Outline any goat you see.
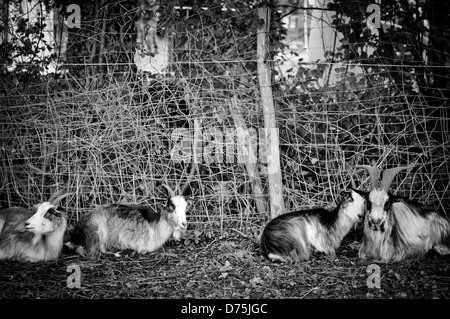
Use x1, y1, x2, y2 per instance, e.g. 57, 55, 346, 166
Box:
0, 193, 69, 262
260, 189, 367, 263
358, 165, 450, 262
66, 184, 190, 259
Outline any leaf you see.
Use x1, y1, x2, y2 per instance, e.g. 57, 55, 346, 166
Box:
249, 276, 263, 287
105, 268, 115, 276
219, 260, 233, 272
177, 259, 187, 266
261, 265, 274, 280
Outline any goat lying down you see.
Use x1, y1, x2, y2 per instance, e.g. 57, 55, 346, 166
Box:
358, 165, 450, 262
66, 185, 188, 258
260, 189, 367, 262
0, 194, 69, 262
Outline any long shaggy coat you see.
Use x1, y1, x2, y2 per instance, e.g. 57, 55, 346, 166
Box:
260, 189, 367, 262
0, 205, 67, 262
67, 197, 187, 258
359, 196, 450, 262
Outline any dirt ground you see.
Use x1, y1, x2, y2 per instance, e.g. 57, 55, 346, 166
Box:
1, 227, 449, 300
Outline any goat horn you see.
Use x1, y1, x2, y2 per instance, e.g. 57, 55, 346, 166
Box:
180, 118, 201, 196
161, 184, 176, 198
180, 182, 189, 196
181, 162, 197, 196
47, 190, 63, 203
357, 165, 380, 189
349, 173, 357, 189
48, 191, 73, 206
380, 166, 413, 192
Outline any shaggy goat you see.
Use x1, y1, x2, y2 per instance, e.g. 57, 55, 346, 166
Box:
260, 189, 367, 263
358, 165, 450, 262
66, 184, 189, 258
0, 193, 69, 262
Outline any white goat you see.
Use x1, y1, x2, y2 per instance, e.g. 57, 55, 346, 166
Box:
260, 189, 367, 263
66, 184, 189, 258
0, 194, 69, 262
358, 165, 450, 262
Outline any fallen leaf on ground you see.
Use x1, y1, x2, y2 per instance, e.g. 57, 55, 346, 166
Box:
219, 260, 233, 272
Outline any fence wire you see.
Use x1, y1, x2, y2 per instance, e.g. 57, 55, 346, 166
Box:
0, 3, 449, 231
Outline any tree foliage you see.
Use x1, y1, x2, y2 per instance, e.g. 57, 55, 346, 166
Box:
157, 0, 286, 93
328, 0, 449, 95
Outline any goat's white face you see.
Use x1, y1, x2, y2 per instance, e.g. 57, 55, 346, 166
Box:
168, 196, 188, 231
343, 189, 367, 221
368, 189, 390, 230
25, 202, 62, 234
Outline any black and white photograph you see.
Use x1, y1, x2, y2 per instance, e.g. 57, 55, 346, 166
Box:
0, 0, 449, 307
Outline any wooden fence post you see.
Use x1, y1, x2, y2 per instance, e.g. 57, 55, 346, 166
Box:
231, 97, 267, 219
257, 6, 285, 219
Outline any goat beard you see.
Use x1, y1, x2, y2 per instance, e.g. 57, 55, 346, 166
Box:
172, 228, 182, 240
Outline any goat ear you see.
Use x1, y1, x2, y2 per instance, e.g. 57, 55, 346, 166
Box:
54, 206, 65, 216
167, 197, 175, 209
341, 189, 353, 201
181, 183, 192, 197
350, 188, 368, 198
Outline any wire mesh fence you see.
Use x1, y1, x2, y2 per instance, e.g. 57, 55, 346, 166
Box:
0, 1, 449, 231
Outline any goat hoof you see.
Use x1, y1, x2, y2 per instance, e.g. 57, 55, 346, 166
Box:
267, 253, 290, 263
